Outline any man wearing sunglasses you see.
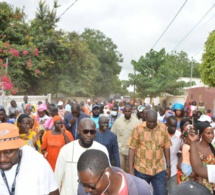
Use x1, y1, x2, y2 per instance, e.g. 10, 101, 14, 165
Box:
77, 149, 152, 195
55, 118, 110, 195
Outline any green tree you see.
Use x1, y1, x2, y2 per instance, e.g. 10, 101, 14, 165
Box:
129, 49, 187, 102
169, 51, 200, 78
56, 32, 100, 97
29, 2, 100, 96
199, 30, 215, 86
80, 28, 123, 97
1, 1, 126, 97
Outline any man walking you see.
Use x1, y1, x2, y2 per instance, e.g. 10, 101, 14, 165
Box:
111, 105, 140, 172
94, 116, 120, 167
64, 104, 90, 139
55, 118, 110, 195
128, 109, 172, 195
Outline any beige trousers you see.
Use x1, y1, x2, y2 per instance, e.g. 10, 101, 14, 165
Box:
119, 153, 129, 173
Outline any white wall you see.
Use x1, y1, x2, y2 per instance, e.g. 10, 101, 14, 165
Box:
0, 94, 51, 114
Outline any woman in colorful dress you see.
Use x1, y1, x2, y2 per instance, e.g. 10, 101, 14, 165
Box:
41, 116, 74, 170
196, 122, 215, 194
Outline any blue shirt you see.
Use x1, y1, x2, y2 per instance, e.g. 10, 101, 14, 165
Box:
91, 116, 100, 129
64, 112, 90, 139
94, 130, 120, 167
109, 113, 121, 128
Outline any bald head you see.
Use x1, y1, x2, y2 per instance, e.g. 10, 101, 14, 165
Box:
146, 110, 157, 130
146, 109, 157, 119
99, 116, 109, 132
79, 118, 96, 130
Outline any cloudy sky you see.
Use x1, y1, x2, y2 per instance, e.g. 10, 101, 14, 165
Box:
3, 0, 215, 80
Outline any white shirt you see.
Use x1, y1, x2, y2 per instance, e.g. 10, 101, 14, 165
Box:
207, 165, 215, 183
0, 145, 58, 195
55, 140, 110, 195
170, 130, 182, 177
157, 112, 165, 123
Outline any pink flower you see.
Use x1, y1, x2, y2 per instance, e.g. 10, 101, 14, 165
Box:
27, 60, 31, 68
4, 42, 10, 47
35, 70, 39, 74
34, 48, 39, 57
11, 89, 17, 95
9, 48, 19, 57
1, 75, 13, 90
22, 50, 28, 55
3, 63, 7, 67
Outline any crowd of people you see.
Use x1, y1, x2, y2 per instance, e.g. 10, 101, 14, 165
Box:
0, 96, 215, 195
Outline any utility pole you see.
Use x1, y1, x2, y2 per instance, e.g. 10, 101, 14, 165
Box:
190, 57, 193, 88
133, 69, 136, 99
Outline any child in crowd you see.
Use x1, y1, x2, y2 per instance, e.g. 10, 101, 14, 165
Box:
181, 125, 201, 182
7, 113, 16, 124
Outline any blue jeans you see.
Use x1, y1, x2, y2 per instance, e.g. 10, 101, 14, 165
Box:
135, 169, 167, 195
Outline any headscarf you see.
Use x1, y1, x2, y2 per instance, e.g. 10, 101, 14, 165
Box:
172, 103, 184, 111
37, 104, 48, 112
196, 122, 215, 161
36, 104, 48, 122
53, 115, 63, 124
197, 122, 211, 136
26, 104, 32, 111
181, 124, 195, 139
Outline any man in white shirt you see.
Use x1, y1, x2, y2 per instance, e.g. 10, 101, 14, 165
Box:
166, 115, 182, 194
8, 100, 24, 115
55, 118, 110, 195
0, 123, 59, 195
189, 131, 215, 184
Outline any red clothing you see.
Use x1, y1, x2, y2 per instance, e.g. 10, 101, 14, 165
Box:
41, 130, 73, 170
101, 172, 128, 195
118, 172, 129, 195
207, 113, 213, 118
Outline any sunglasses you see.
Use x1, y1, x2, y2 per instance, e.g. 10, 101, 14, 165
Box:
78, 170, 104, 190
82, 129, 96, 135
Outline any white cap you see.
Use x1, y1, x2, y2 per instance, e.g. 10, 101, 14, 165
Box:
87, 99, 91, 103
198, 114, 212, 123
57, 101, 63, 106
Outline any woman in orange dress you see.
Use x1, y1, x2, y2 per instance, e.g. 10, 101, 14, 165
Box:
41, 115, 74, 170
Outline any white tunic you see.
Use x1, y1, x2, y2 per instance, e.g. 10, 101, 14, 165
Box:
55, 140, 110, 195
0, 145, 58, 195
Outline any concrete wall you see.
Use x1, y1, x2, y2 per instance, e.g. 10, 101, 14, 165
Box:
0, 94, 51, 114
186, 87, 215, 114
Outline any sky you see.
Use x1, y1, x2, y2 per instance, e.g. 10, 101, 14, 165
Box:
3, 0, 215, 80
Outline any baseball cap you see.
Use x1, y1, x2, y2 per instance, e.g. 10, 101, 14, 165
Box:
198, 114, 212, 123
0, 123, 25, 150
138, 105, 145, 112
57, 101, 64, 106
92, 105, 99, 110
